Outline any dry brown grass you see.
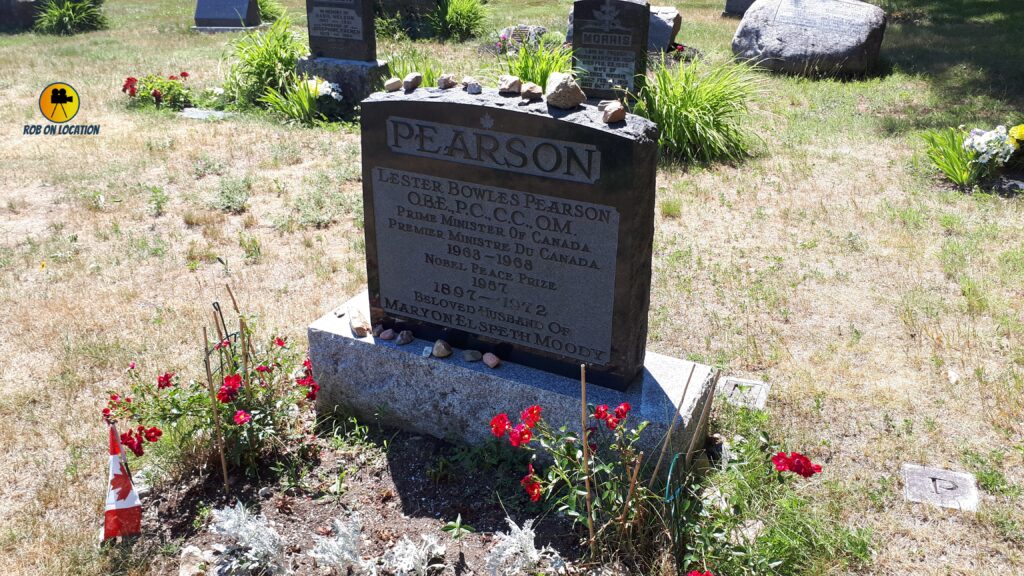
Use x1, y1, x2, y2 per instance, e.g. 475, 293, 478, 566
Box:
1, 0, 1022, 574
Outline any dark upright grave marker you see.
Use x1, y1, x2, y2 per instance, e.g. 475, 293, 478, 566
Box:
306, 0, 376, 61
194, 0, 260, 28
360, 89, 658, 390
571, 0, 650, 100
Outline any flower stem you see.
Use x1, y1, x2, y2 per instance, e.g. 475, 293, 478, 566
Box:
580, 364, 596, 556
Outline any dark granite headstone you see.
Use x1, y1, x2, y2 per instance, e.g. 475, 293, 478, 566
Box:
571, 0, 650, 99
306, 0, 375, 61
0, 0, 40, 31
360, 89, 659, 390
194, 0, 260, 28
722, 0, 755, 17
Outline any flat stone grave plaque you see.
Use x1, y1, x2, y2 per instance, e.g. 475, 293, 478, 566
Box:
718, 376, 770, 410
360, 89, 659, 390
306, 0, 376, 61
902, 464, 979, 512
571, 0, 650, 100
194, 0, 259, 27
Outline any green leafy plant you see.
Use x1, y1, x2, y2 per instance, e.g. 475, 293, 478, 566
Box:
257, 0, 286, 22
34, 0, 106, 35
147, 186, 169, 217
261, 75, 326, 127
428, 0, 486, 41
121, 72, 194, 111
214, 176, 253, 214
224, 17, 304, 108
921, 128, 984, 188
442, 514, 475, 540
633, 59, 761, 164
498, 38, 575, 91
386, 48, 443, 88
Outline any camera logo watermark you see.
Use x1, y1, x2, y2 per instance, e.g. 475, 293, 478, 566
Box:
24, 82, 100, 136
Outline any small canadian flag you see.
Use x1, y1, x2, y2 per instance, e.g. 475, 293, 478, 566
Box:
101, 424, 142, 541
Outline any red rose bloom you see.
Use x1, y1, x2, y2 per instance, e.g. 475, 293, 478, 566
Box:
305, 382, 320, 401
255, 364, 272, 373
122, 77, 138, 96
217, 373, 242, 403
156, 372, 175, 389
509, 423, 532, 447
274, 337, 287, 347
120, 430, 144, 457
214, 339, 231, 350
168, 75, 179, 81
593, 404, 609, 421
605, 416, 619, 430
490, 413, 511, 437
233, 410, 251, 425
144, 426, 162, 442
151, 89, 162, 104
772, 452, 822, 478
614, 402, 631, 419
686, 571, 713, 576
520, 464, 542, 502
180, 71, 189, 79
520, 405, 542, 428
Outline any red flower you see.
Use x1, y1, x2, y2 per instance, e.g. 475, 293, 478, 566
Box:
214, 338, 231, 350
217, 373, 242, 403
303, 357, 313, 372
585, 426, 598, 452
614, 402, 631, 419
168, 75, 179, 81
179, 71, 189, 79
274, 337, 287, 347
490, 413, 511, 437
101, 407, 112, 423
686, 571, 713, 576
255, 364, 272, 373
305, 382, 320, 401
151, 89, 162, 104
772, 452, 822, 478
120, 430, 144, 457
128, 361, 136, 370
121, 77, 138, 97
520, 464, 542, 502
593, 404, 609, 421
144, 426, 162, 442
509, 423, 532, 447
156, 372, 175, 389
605, 416, 620, 430
233, 410, 251, 425
520, 405, 542, 428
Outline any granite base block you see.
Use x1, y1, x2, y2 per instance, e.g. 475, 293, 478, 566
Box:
296, 57, 388, 106
190, 24, 268, 33
309, 293, 719, 459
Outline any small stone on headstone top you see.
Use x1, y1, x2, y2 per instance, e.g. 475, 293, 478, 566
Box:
421, 346, 432, 358
902, 463, 979, 511
379, 328, 396, 340
349, 308, 371, 337
384, 77, 403, 92
462, 349, 483, 362
483, 352, 501, 369
402, 72, 423, 91
520, 82, 543, 100
498, 75, 522, 95
396, 330, 414, 345
462, 76, 482, 94
372, 324, 384, 337
437, 73, 457, 89
544, 72, 586, 109
432, 339, 453, 358
602, 101, 627, 123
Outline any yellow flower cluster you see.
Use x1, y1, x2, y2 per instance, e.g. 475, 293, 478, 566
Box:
1010, 124, 1024, 149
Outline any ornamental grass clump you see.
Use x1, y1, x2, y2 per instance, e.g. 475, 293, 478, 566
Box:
633, 58, 761, 164
922, 123, 1023, 189
224, 17, 305, 108
386, 48, 443, 88
261, 75, 345, 126
257, 0, 286, 22
34, 0, 106, 35
428, 0, 486, 41
497, 37, 576, 91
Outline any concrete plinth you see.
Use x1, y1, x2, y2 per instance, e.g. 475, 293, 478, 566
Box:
190, 24, 268, 33
309, 293, 718, 459
296, 57, 388, 106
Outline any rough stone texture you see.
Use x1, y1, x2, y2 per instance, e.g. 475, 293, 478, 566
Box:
520, 82, 543, 100
437, 73, 457, 89
310, 293, 718, 457
571, 0, 650, 99
717, 376, 770, 410
649, 6, 681, 50
722, 0, 756, 17
296, 57, 388, 105
499, 24, 548, 51
732, 0, 887, 76
383, 77, 402, 92
902, 464, 979, 512
602, 101, 627, 123
461, 76, 482, 94
194, 0, 260, 28
544, 72, 587, 109
306, 0, 375, 61
0, 0, 40, 31
360, 88, 659, 390
498, 75, 522, 95
402, 72, 423, 91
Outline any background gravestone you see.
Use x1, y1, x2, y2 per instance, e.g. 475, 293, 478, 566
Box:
360, 89, 658, 390
307, 0, 375, 61
571, 0, 650, 100
194, 0, 260, 28
732, 0, 887, 75
722, 0, 755, 17
0, 0, 40, 32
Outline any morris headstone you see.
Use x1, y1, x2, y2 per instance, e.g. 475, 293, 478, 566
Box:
297, 0, 386, 105
732, 0, 887, 75
571, 0, 650, 100
193, 0, 260, 29
309, 87, 718, 456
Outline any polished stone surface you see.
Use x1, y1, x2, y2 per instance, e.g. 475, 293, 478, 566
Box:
570, 0, 650, 99
194, 0, 259, 28
306, 0, 375, 61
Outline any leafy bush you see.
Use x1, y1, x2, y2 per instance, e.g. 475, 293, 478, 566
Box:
921, 128, 982, 188
261, 76, 326, 127
224, 17, 304, 108
34, 0, 106, 35
633, 59, 761, 164
214, 176, 252, 214
498, 38, 575, 91
256, 0, 286, 22
121, 72, 194, 110
386, 48, 443, 88
428, 0, 486, 41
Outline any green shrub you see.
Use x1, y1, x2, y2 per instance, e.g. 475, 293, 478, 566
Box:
428, 0, 486, 41
633, 59, 760, 164
498, 38, 575, 91
214, 176, 252, 214
261, 76, 326, 127
34, 0, 106, 35
386, 48, 443, 88
257, 0, 286, 22
921, 128, 982, 189
224, 17, 304, 108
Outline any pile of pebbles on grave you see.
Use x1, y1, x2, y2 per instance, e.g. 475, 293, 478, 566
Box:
381, 71, 627, 124
349, 310, 502, 369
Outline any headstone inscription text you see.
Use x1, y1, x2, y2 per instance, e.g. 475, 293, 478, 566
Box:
307, 0, 375, 60
571, 0, 650, 99
194, 0, 259, 27
773, 0, 875, 31
361, 90, 659, 389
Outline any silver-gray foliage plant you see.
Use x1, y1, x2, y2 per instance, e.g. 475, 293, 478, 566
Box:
308, 514, 377, 575
382, 534, 446, 576
210, 500, 286, 574
484, 518, 566, 576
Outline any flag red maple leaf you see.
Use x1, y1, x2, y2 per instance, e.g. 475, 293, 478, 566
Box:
110, 463, 133, 501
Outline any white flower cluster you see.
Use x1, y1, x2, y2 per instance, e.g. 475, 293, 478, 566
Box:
382, 535, 446, 576
307, 76, 344, 102
484, 518, 566, 576
211, 501, 285, 573
309, 515, 377, 575
963, 125, 1018, 165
